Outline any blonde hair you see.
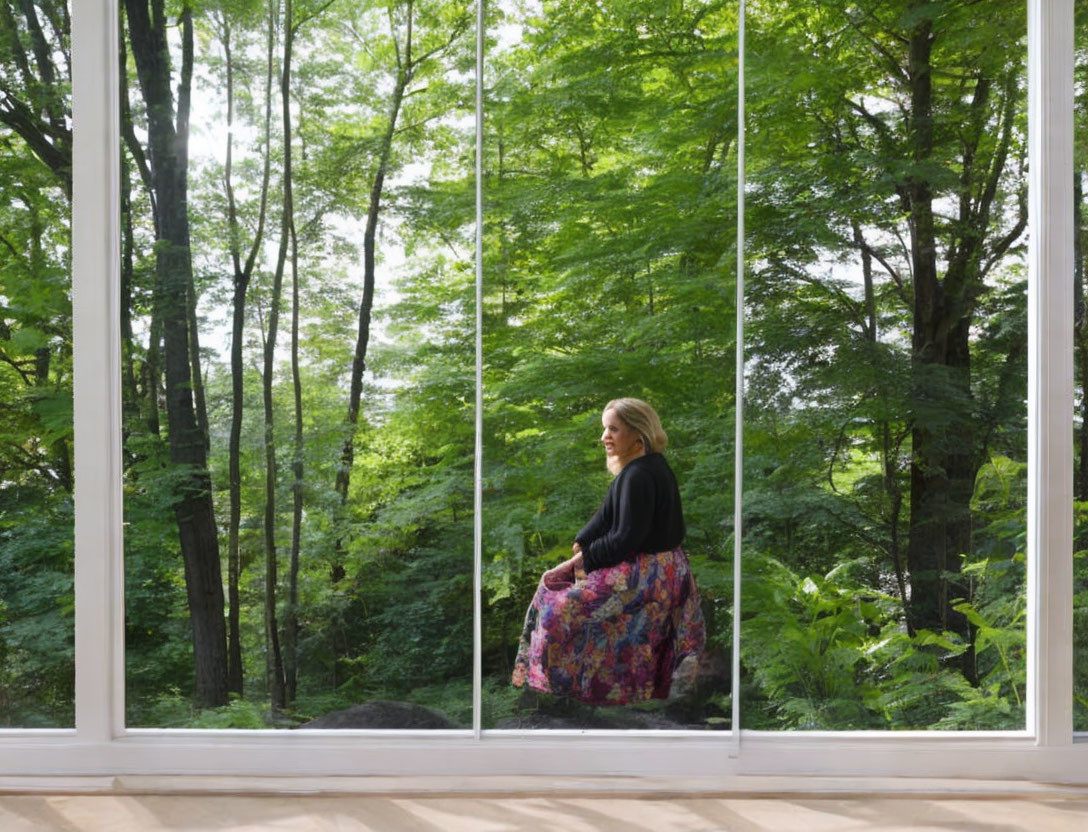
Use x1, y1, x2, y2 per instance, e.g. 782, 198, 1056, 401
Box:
603, 397, 668, 454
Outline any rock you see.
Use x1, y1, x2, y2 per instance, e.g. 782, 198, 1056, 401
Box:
669, 648, 730, 700
296, 700, 457, 730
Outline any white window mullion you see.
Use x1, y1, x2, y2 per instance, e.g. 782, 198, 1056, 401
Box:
472, 0, 485, 740
1026, 0, 1074, 747
72, 0, 124, 743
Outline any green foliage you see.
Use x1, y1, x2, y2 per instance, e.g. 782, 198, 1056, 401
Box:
2, 0, 1050, 735
134, 692, 277, 729
187, 697, 275, 730
741, 457, 1026, 730
0, 498, 74, 726
741, 556, 896, 729
741, 556, 1025, 731
1074, 503, 1088, 729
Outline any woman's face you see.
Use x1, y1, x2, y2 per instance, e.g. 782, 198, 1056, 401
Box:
601, 408, 643, 468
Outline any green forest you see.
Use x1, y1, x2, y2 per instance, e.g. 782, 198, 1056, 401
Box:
1, 0, 1087, 731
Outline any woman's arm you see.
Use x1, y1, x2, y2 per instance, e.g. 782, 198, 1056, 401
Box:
574, 495, 611, 550
581, 467, 656, 572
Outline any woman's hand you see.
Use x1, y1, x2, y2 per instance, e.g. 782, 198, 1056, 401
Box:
542, 551, 585, 590
571, 549, 586, 581
542, 561, 574, 591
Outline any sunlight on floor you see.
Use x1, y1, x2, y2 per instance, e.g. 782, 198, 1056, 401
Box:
2, 795, 1088, 832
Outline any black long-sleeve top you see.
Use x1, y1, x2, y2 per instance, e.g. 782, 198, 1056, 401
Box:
575, 452, 685, 573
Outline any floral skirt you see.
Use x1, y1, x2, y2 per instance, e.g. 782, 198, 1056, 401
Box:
511, 548, 705, 705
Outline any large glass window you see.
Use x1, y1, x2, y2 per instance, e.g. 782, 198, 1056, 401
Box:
120, 0, 476, 729
0, 0, 74, 728
111, 0, 1037, 737
479, 0, 737, 730
0, 0, 1078, 777
742, 0, 1028, 730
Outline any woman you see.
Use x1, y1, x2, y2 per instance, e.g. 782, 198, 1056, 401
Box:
511, 398, 705, 705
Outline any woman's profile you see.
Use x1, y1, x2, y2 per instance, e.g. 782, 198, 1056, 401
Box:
511, 397, 705, 705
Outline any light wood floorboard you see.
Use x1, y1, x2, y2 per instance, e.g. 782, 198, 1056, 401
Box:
2, 794, 1088, 831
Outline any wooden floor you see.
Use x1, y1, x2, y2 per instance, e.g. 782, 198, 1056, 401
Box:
3, 793, 1088, 831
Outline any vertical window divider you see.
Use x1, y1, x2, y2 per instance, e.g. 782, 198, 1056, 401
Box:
472, 0, 486, 741
72, 0, 124, 743
731, 0, 745, 759
1026, 0, 1074, 747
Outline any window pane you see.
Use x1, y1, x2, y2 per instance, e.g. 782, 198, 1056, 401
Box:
0, 0, 74, 728
742, 0, 1028, 730
121, 0, 476, 729
1075, 0, 1088, 735
481, 0, 737, 730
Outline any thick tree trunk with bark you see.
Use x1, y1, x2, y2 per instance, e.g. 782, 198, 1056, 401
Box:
124, 0, 228, 708
900, 11, 1023, 642
903, 17, 974, 638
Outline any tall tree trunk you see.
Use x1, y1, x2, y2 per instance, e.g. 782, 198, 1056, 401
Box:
260, 0, 297, 711
226, 277, 246, 696
285, 207, 302, 706
261, 270, 286, 711
334, 80, 408, 500
119, 37, 140, 427
223, 15, 245, 696
281, 0, 302, 707
176, 2, 208, 453
222, 1, 276, 697
334, 5, 414, 563
120, 17, 161, 435
902, 16, 973, 638
124, 0, 228, 708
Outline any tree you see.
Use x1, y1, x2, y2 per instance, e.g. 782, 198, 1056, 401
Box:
217, 0, 276, 696
745, 0, 1027, 638
335, 0, 472, 523
0, 0, 71, 196
124, 0, 229, 708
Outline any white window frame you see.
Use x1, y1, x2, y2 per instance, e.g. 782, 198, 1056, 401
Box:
0, 0, 1079, 786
